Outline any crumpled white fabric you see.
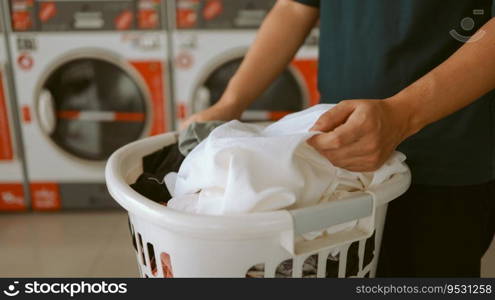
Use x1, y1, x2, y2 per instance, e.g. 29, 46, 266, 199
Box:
167, 104, 408, 237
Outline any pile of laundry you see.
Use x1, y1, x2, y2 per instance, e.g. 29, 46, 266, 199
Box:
130, 121, 224, 205
130, 104, 409, 277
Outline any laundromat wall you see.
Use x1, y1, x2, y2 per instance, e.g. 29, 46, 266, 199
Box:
0, 0, 320, 212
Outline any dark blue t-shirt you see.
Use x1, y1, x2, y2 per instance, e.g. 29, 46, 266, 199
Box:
296, 0, 495, 186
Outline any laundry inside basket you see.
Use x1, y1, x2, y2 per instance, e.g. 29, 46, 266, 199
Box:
130, 104, 408, 239
166, 105, 408, 239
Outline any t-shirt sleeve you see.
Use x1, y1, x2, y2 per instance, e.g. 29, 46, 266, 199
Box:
293, 0, 320, 8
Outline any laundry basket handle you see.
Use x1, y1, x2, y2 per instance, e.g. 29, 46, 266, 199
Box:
281, 192, 375, 255
284, 170, 411, 255
289, 192, 373, 236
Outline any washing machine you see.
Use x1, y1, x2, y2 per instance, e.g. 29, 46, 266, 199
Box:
0, 1, 28, 211
172, 0, 320, 126
7, 0, 171, 210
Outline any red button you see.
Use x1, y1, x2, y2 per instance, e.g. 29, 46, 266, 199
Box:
18, 54, 34, 71
22, 105, 31, 123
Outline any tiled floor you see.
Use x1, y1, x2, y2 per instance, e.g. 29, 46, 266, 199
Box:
0, 211, 494, 278
0, 211, 138, 278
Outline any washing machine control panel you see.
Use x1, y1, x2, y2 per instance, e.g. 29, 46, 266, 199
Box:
176, 0, 277, 29
9, 0, 165, 32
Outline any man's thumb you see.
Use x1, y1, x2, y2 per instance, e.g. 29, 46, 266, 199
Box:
311, 102, 355, 132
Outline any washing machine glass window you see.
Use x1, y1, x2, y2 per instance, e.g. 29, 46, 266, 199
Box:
38, 58, 148, 161
195, 57, 305, 117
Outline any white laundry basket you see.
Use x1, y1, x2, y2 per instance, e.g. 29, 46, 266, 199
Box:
105, 133, 411, 278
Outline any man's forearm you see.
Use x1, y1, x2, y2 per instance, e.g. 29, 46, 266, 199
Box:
389, 17, 495, 137
220, 0, 319, 111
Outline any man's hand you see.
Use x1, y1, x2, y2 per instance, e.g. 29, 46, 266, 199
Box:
181, 0, 319, 129
181, 101, 242, 129
308, 17, 495, 171
308, 99, 415, 172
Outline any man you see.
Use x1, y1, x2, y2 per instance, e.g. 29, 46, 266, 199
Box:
186, 0, 495, 276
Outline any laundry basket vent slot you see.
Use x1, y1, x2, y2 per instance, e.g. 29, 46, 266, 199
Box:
137, 234, 146, 267
147, 242, 157, 276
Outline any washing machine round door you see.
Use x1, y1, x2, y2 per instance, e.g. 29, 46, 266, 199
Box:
194, 57, 305, 118
38, 58, 148, 161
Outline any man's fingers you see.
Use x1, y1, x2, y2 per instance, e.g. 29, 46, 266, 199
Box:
319, 148, 380, 172
310, 102, 355, 132
318, 138, 392, 172
308, 116, 366, 151
309, 131, 354, 152
321, 140, 370, 161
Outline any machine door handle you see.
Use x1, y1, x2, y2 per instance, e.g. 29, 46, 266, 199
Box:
38, 89, 56, 135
